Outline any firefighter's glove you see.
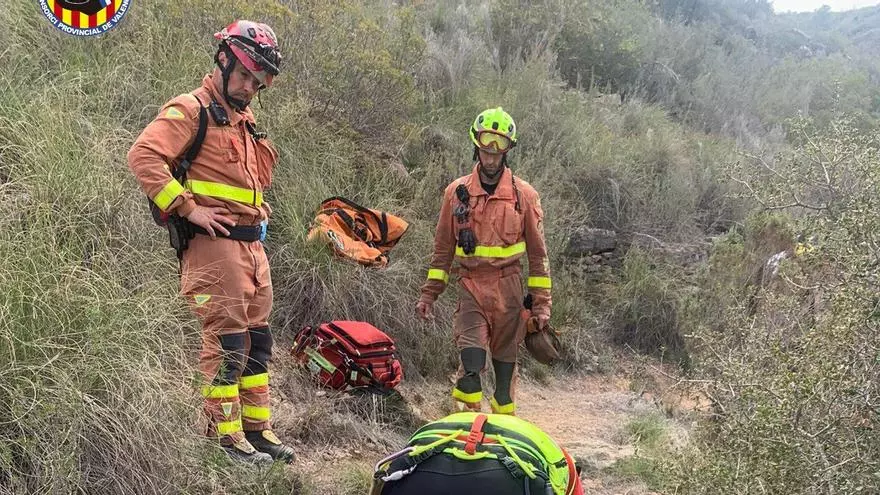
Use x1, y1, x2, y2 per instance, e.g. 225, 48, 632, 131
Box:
525, 328, 562, 365
458, 228, 477, 255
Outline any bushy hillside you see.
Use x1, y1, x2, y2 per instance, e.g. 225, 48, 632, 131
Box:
493, 0, 880, 145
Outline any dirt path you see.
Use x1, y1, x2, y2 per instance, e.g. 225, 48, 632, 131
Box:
516, 376, 668, 494
291, 372, 692, 494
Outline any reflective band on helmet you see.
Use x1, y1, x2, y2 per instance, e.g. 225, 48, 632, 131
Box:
452, 388, 483, 404
216, 418, 243, 435
456, 242, 526, 258
427, 269, 449, 284
185, 179, 263, 206
241, 405, 271, 422
490, 397, 516, 414
527, 277, 552, 289
477, 131, 512, 153
154, 179, 186, 211
240, 373, 269, 390
202, 383, 239, 399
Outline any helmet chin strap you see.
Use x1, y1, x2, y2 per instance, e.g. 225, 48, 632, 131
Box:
214, 46, 249, 111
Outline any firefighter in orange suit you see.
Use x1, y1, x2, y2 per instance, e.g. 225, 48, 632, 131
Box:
416, 108, 552, 415
127, 20, 294, 465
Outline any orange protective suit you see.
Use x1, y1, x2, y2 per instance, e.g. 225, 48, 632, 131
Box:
127, 76, 278, 445
419, 164, 552, 414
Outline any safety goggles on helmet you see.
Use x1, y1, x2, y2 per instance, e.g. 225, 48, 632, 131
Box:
226, 36, 281, 76
476, 131, 513, 153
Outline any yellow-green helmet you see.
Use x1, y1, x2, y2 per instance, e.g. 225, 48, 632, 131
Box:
470, 107, 517, 152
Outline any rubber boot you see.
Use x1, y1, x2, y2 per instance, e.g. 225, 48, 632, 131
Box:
245, 430, 296, 464
452, 348, 486, 411
490, 359, 516, 415
223, 434, 274, 466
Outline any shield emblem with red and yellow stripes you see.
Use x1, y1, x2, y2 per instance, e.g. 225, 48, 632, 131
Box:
39, 0, 131, 36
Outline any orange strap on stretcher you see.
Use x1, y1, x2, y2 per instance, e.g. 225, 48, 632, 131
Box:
464, 414, 488, 455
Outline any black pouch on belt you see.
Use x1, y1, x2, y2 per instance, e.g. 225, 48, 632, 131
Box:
167, 215, 194, 260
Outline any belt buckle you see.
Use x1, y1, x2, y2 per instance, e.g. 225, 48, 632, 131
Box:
259, 221, 267, 242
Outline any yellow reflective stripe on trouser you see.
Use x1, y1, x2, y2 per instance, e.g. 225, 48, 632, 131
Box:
217, 418, 243, 435
456, 242, 526, 258
490, 397, 516, 415
153, 179, 185, 211
201, 383, 239, 399
452, 388, 483, 404
240, 373, 269, 390
185, 179, 263, 206
527, 276, 552, 289
427, 269, 449, 284
241, 405, 271, 422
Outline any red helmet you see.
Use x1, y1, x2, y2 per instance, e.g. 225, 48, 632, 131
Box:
214, 20, 281, 87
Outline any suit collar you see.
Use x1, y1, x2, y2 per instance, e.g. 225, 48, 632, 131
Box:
467, 163, 514, 199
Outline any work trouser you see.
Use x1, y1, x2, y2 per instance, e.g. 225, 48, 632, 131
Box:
452, 266, 527, 414
180, 233, 274, 443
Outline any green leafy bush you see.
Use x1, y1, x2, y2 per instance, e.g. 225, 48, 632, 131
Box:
665, 118, 880, 493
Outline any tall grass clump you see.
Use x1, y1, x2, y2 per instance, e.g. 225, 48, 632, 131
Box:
607, 249, 687, 366
0, 0, 321, 492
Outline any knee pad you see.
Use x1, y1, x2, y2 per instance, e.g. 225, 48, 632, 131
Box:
492, 359, 515, 405
244, 326, 272, 376
460, 347, 486, 375
456, 347, 487, 393
216, 333, 248, 385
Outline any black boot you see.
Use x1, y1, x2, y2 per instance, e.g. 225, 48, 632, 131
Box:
222, 436, 274, 466
245, 430, 296, 464
491, 359, 517, 415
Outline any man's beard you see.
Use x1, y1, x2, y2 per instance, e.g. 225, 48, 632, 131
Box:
226, 94, 250, 111
479, 162, 503, 180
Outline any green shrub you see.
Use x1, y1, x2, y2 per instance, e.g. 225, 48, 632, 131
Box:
664, 118, 880, 493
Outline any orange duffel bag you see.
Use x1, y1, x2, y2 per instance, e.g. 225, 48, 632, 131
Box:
308, 197, 408, 267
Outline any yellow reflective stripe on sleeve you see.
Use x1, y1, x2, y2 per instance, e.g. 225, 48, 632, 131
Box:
154, 179, 186, 211
201, 383, 239, 399
185, 179, 263, 207
455, 242, 526, 258
490, 397, 516, 414
452, 388, 483, 404
427, 269, 449, 284
527, 276, 552, 289
241, 405, 271, 422
216, 419, 243, 435
239, 373, 269, 390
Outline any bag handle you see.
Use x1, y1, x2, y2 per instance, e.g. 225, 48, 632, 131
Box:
291, 325, 317, 356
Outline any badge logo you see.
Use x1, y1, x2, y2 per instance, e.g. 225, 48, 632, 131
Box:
39, 0, 132, 37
